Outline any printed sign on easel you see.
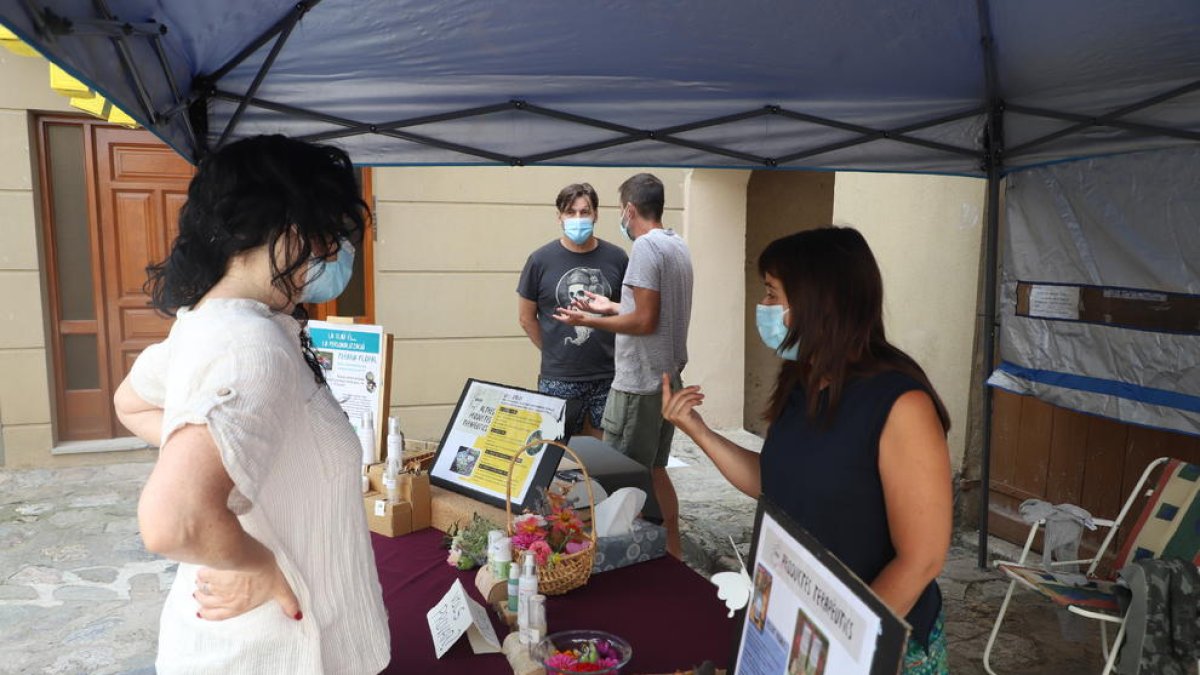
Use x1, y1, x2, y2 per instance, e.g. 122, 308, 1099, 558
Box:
308, 318, 393, 457
427, 579, 501, 658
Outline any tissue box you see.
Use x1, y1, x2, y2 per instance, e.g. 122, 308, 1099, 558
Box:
363, 492, 413, 537
591, 519, 667, 573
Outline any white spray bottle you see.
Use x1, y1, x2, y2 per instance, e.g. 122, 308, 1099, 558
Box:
384, 416, 404, 504
357, 411, 375, 494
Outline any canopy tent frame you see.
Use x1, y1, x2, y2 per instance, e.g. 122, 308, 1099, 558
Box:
5, 0, 1200, 568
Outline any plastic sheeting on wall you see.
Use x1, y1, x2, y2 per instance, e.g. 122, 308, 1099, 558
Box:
989, 146, 1200, 435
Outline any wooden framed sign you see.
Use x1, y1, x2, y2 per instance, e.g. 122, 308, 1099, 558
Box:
429, 379, 568, 513
732, 499, 909, 675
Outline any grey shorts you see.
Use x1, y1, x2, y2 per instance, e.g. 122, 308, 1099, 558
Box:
601, 374, 682, 469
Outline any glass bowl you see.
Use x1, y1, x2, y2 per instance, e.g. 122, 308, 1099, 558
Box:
534, 630, 633, 674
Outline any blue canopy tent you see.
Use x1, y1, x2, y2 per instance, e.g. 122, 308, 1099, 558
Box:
3, 0, 1199, 565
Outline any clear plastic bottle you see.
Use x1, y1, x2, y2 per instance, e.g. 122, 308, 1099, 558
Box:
517, 552, 538, 645
527, 594, 547, 654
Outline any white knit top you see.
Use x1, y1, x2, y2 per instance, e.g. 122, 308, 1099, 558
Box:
130, 299, 390, 675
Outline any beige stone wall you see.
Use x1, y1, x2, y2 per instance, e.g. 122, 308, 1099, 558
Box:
0, 52, 67, 466
0, 52, 159, 467
372, 167, 691, 442
742, 171, 836, 435
681, 170, 750, 429
832, 172, 986, 472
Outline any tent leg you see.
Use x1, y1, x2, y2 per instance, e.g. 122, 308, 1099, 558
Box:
976, 167, 1001, 568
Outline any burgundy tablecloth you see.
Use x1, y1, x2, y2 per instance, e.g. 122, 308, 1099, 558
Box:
372, 529, 734, 674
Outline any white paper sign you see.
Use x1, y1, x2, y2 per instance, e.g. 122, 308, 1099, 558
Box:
1028, 285, 1081, 320
308, 320, 387, 455
733, 503, 907, 675
426, 579, 500, 659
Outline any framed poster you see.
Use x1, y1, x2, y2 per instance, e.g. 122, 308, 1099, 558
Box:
307, 320, 391, 457
430, 379, 568, 512
732, 499, 909, 675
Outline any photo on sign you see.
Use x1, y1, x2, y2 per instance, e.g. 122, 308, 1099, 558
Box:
451, 446, 481, 476
316, 350, 335, 371
788, 610, 829, 675
749, 564, 772, 632
730, 499, 909, 675
430, 379, 568, 512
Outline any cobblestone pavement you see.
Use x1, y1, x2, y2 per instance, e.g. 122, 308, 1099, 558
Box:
2, 433, 1105, 674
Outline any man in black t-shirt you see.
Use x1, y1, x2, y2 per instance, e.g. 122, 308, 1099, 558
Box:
517, 183, 628, 438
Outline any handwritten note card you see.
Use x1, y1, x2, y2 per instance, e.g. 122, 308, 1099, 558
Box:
427, 579, 501, 659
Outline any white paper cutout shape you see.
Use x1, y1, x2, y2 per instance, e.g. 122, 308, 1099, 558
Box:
711, 536, 753, 618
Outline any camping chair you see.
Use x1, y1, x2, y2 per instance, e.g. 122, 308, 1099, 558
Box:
983, 457, 1200, 675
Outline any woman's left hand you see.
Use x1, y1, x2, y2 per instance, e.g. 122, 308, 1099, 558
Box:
194, 556, 301, 622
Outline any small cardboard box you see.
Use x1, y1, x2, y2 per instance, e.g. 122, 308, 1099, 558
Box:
591, 518, 667, 573
363, 492, 413, 538
401, 472, 432, 531
366, 467, 432, 532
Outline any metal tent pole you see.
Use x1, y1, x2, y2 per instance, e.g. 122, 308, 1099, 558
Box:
976, 0, 1003, 568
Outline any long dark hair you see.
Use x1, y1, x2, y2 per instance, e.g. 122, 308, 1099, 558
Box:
758, 226, 950, 431
146, 135, 368, 382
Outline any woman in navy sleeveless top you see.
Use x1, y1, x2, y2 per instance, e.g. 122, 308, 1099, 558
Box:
662, 227, 953, 673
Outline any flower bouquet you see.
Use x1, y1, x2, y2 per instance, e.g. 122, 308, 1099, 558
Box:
505, 440, 598, 595
511, 488, 592, 568
536, 630, 632, 674
442, 513, 500, 570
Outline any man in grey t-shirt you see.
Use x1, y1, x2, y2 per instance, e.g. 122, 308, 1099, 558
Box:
553, 173, 693, 558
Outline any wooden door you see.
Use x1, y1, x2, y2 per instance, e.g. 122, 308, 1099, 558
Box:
38, 116, 194, 441
94, 126, 194, 433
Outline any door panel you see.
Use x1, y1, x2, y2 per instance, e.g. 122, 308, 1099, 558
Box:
94, 126, 194, 436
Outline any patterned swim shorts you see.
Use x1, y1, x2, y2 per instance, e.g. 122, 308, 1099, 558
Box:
538, 377, 613, 435
902, 610, 950, 674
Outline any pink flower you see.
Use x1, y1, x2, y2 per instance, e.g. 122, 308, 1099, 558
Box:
564, 540, 591, 555
529, 540, 553, 566
446, 549, 461, 567
511, 531, 546, 550
514, 513, 547, 536
545, 653, 578, 670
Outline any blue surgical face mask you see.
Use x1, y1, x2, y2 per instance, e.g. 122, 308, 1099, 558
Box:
562, 217, 594, 245
618, 205, 634, 242
755, 303, 798, 360
300, 239, 355, 304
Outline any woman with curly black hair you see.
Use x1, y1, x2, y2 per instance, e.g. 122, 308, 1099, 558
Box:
113, 135, 389, 674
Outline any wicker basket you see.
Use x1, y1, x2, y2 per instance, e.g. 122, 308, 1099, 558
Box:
505, 439, 597, 596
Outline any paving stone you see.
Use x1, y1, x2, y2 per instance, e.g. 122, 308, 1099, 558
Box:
0, 584, 38, 600
53, 585, 120, 602
15, 502, 54, 516
48, 510, 94, 528
104, 519, 140, 535
68, 492, 121, 508
75, 567, 120, 584
7, 565, 65, 585
39, 543, 90, 563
